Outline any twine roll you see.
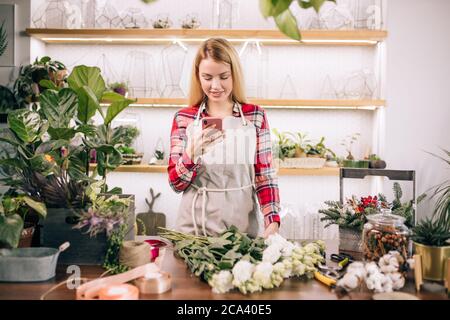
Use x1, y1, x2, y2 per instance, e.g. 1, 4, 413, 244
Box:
134, 271, 172, 294
119, 241, 152, 269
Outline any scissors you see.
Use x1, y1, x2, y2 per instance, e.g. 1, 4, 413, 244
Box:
330, 253, 354, 269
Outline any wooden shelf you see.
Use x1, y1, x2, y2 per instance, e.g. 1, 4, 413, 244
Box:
107, 98, 385, 109
90, 164, 339, 176
26, 28, 387, 46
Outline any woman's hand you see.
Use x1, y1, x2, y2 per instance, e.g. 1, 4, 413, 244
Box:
186, 124, 224, 162
263, 222, 279, 238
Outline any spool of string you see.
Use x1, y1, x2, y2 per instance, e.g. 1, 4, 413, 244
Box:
119, 241, 152, 269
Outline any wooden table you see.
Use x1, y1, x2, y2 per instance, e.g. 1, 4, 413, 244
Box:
0, 250, 447, 300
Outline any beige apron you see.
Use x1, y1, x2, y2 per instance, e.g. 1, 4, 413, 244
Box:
176, 101, 260, 237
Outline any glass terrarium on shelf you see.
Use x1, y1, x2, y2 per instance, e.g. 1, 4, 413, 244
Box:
121, 51, 158, 98
211, 0, 239, 29
239, 41, 268, 99
159, 42, 188, 98
121, 7, 148, 29
95, 1, 123, 28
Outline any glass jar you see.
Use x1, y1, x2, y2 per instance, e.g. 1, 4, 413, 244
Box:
362, 209, 411, 262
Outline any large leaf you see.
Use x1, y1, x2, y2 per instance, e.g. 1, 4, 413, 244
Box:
0, 214, 23, 248
104, 97, 135, 126
76, 85, 101, 124
40, 88, 78, 128
274, 9, 301, 41
67, 65, 106, 101
7, 109, 43, 144
47, 127, 77, 140
21, 196, 47, 218
39, 79, 59, 91
35, 139, 68, 154
260, 0, 293, 17
96, 147, 123, 176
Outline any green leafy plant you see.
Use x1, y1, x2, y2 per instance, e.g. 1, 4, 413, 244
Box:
305, 136, 335, 158
411, 218, 450, 247
12, 56, 67, 108
74, 183, 133, 273
272, 128, 296, 160
0, 65, 136, 209
320, 195, 388, 232
0, 85, 19, 114
340, 132, 361, 160
259, 0, 336, 40
0, 20, 7, 57
286, 131, 310, 156
411, 148, 450, 246
0, 194, 47, 248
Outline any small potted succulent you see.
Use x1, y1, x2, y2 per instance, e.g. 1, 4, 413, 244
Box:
181, 14, 201, 29
153, 15, 172, 29
109, 82, 129, 97
367, 154, 387, 169
340, 133, 369, 168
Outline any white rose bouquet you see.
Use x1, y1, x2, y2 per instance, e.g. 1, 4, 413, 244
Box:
159, 226, 326, 294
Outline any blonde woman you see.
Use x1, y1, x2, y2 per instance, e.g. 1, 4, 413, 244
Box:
168, 38, 280, 238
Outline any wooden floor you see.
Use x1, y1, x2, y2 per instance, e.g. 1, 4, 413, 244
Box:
0, 250, 447, 300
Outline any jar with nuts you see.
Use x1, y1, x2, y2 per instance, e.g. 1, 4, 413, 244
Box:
362, 209, 411, 263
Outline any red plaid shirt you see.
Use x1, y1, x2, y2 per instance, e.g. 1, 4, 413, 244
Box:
168, 103, 280, 228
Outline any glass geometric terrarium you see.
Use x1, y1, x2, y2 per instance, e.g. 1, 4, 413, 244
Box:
32, 0, 82, 28
351, 0, 383, 30
343, 69, 377, 99
211, 0, 239, 29
239, 41, 268, 99
159, 42, 188, 98
121, 7, 148, 29
95, 1, 123, 28
319, 2, 355, 30
121, 51, 158, 98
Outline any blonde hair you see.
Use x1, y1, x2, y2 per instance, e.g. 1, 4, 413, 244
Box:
188, 38, 247, 107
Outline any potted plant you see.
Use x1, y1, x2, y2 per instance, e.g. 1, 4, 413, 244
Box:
340, 133, 369, 168
271, 128, 296, 168
108, 82, 129, 97
12, 56, 67, 108
287, 131, 310, 158
412, 148, 450, 281
181, 14, 200, 29
73, 181, 135, 273
320, 195, 388, 256
0, 194, 47, 248
0, 65, 136, 264
152, 15, 172, 29
366, 154, 387, 169
0, 86, 20, 124
113, 125, 143, 165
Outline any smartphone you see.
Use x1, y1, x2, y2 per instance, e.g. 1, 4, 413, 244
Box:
202, 117, 223, 131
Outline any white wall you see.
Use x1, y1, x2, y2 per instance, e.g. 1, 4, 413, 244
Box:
0, 0, 31, 85
385, 0, 450, 220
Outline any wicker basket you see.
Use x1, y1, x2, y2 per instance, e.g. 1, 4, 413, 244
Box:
281, 157, 326, 168
339, 227, 363, 257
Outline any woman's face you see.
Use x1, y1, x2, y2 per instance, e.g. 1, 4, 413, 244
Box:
198, 57, 233, 103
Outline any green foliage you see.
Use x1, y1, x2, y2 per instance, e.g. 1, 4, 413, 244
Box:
0, 65, 135, 208
412, 217, 450, 247
305, 136, 335, 158
159, 226, 266, 281
272, 128, 296, 160
0, 194, 47, 248
259, 0, 336, 40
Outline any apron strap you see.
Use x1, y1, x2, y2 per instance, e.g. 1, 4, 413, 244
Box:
191, 184, 255, 236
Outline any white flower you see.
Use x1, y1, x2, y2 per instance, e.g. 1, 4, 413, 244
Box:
264, 233, 287, 247
237, 279, 262, 294
253, 262, 274, 289
281, 241, 295, 257
208, 270, 234, 294
292, 261, 306, 276
281, 258, 293, 278
262, 244, 282, 264
232, 260, 255, 285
